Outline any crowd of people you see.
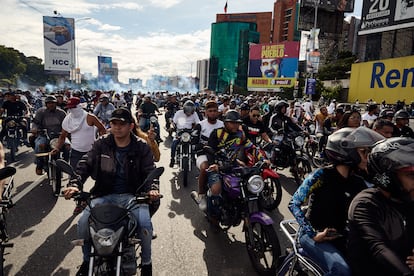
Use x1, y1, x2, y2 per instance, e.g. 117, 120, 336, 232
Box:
0, 87, 413, 275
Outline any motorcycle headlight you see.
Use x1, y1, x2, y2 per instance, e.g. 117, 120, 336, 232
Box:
50, 138, 59, 149
91, 227, 124, 256
295, 136, 305, 147
309, 124, 315, 133
150, 116, 158, 123
181, 132, 191, 143
247, 175, 265, 194
7, 120, 16, 128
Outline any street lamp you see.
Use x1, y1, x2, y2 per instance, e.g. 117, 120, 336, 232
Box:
71, 17, 91, 85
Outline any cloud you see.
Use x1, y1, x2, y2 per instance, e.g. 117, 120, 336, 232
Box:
149, 0, 182, 9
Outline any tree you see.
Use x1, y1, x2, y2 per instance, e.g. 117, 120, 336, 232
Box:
0, 46, 26, 84
317, 51, 356, 81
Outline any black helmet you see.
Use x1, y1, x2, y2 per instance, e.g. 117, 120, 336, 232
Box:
45, 95, 57, 103
325, 127, 384, 166
368, 137, 414, 201
224, 110, 243, 123
379, 109, 394, 119
274, 100, 289, 113
183, 100, 195, 115
394, 109, 410, 120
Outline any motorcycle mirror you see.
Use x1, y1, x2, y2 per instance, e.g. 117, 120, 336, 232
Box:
136, 167, 164, 194
0, 167, 16, 180
55, 159, 76, 177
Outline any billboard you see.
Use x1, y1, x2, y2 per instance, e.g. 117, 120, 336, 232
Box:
359, 0, 414, 35
98, 56, 113, 82
349, 55, 414, 103
247, 42, 299, 91
301, 0, 354, 12
43, 16, 75, 73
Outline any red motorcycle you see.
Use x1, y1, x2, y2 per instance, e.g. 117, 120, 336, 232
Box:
245, 147, 282, 211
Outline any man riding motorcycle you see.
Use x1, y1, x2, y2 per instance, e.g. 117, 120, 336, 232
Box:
31, 95, 68, 175
63, 108, 160, 276
205, 110, 268, 226
0, 91, 29, 145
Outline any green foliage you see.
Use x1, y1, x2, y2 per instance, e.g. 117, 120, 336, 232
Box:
0, 45, 53, 87
317, 51, 356, 81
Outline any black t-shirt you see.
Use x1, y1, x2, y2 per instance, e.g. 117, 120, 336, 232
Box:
242, 117, 269, 144
2, 100, 27, 116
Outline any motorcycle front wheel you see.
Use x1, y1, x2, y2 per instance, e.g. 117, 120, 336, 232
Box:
181, 156, 189, 187
260, 178, 282, 211
292, 158, 312, 186
48, 162, 62, 197
245, 222, 281, 276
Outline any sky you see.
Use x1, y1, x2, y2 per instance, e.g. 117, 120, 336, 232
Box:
0, 0, 363, 84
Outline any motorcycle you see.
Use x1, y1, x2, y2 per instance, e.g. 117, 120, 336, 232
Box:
195, 147, 281, 275
140, 113, 162, 143
277, 219, 325, 275
175, 128, 196, 187
264, 131, 312, 185
35, 129, 67, 196
0, 166, 17, 276
56, 159, 164, 276
4, 116, 27, 162
245, 146, 283, 211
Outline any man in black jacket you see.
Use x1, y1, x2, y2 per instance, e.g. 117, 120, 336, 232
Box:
63, 108, 159, 276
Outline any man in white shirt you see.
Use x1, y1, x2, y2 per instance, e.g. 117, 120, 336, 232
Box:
169, 100, 200, 167
361, 103, 379, 128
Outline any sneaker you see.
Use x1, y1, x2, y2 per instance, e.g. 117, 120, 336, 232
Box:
76, 261, 89, 276
141, 263, 152, 276
169, 159, 174, 168
190, 191, 207, 212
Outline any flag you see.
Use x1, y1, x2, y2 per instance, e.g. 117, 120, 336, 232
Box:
224, 1, 228, 13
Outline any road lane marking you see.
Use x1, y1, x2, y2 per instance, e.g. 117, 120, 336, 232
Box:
13, 174, 46, 203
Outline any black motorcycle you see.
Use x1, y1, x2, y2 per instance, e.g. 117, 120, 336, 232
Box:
141, 113, 162, 143
35, 129, 66, 196
56, 159, 164, 276
194, 147, 281, 275
265, 131, 312, 185
175, 129, 196, 187
0, 166, 17, 276
3, 116, 27, 162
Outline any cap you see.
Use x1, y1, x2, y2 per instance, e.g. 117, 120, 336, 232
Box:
205, 100, 218, 109
45, 95, 57, 103
66, 97, 81, 109
240, 102, 250, 111
109, 108, 133, 123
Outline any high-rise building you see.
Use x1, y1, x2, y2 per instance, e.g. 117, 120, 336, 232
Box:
216, 12, 272, 43
208, 22, 259, 93
272, 0, 301, 42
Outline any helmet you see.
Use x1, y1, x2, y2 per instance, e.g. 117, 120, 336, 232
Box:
183, 100, 195, 115
44, 95, 57, 103
274, 100, 289, 113
368, 137, 414, 201
224, 110, 243, 123
99, 94, 109, 100
394, 109, 410, 120
325, 127, 384, 166
379, 109, 394, 119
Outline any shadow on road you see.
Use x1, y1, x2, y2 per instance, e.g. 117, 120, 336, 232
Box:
12, 215, 77, 276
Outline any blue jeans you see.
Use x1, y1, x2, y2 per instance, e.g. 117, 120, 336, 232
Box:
70, 149, 87, 174
34, 136, 69, 168
206, 172, 222, 218
170, 138, 179, 160
299, 232, 351, 276
78, 193, 153, 265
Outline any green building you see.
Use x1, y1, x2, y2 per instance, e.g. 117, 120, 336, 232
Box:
209, 22, 260, 93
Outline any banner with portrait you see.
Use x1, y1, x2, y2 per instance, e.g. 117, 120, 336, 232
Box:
247, 42, 299, 91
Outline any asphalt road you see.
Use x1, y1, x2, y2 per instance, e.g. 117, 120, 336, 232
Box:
4, 112, 413, 275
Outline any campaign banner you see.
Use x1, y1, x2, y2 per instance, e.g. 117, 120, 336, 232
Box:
359, 0, 414, 35
301, 0, 354, 12
43, 16, 75, 73
248, 42, 299, 91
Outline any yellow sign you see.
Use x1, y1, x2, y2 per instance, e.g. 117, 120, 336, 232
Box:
349, 56, 414, 103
